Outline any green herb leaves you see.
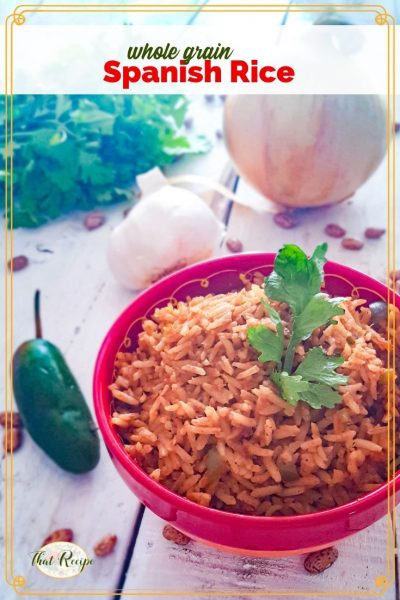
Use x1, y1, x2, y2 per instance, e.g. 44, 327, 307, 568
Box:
297, 384, 343, 410
265, 243, 328, 315
291, 294, 344, 344
284, 293, 345, 372
295, 347, 348, 388
273, 348, 347, 409
247, 303, 284, 365
1, 95, 209, 228
271, 372, 310, 405
247, 327, 282, 364
247, 244, 348, 410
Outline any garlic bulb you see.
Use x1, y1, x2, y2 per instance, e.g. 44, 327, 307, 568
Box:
107, 176, 224, 290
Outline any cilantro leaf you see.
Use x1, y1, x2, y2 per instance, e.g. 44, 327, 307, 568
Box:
247, 301, 284, 365
272, 371, 343, 409
247, 324, 284, 365
70, 105, 115, 135
248, 243, 348, 411
265, 243, 328, 316
311, 243, 328, 279
292, 294, 345, 343
261, 300, 283, 331
79, 152, 115, 186
283, 294, 344, 373
271, 371, 310, 405
295, 382, 343, 409
295, 347, 348, 388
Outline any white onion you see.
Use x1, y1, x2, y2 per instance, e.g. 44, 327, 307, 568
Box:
224, 95, 387, 208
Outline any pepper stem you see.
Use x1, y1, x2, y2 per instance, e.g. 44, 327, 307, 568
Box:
34, 290, 42, 339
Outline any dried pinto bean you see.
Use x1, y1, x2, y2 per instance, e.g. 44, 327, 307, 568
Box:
273, 212, 299, 229
0, 412, 22, 428
390, 269, 400, 282
94, 534, 118, 557
162, 524, 191, 546
226, 238, 243, 253
324, 223, 346, 238
341, 238, 363, 251
42, 528, 73, 546
304, 546, 339, 574
365, 227, 386, 239
8, 256, 29, 272
84, 212, 105, 231
4, 428, 22, 453
184, 117, 193, 129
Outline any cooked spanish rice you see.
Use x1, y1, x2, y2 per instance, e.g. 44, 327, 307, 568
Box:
110, 284, 399, 516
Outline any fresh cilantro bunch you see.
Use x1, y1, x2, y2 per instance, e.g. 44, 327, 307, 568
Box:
1, 95, 209, 228
247, 244, 348, 409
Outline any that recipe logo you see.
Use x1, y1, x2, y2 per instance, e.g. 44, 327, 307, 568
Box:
31, 542, 94, 578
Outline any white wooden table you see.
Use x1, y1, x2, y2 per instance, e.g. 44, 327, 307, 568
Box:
1, 2, 399, 599
1, 96, 399, 599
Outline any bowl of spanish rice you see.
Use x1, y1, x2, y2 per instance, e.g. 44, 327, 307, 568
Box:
94, 249, 400, 555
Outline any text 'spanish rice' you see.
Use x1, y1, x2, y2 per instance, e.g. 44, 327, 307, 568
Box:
110, 283, 399, 516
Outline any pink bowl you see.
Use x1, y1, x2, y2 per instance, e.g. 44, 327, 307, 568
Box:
94, 253, 400, 556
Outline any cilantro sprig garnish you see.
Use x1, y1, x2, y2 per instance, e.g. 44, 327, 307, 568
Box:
1, 95, 209, 228
247, 244, 348, 409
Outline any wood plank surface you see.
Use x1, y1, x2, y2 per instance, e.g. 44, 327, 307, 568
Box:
1, 2, 398, 598
0, 95, 227, 599
1, 206, 143, 598
2, 100, 398, 599
226, 159, 395, 280
121, 510, 396, 600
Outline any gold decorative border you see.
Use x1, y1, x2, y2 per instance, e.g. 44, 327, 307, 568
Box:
3, 2, 396, 597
